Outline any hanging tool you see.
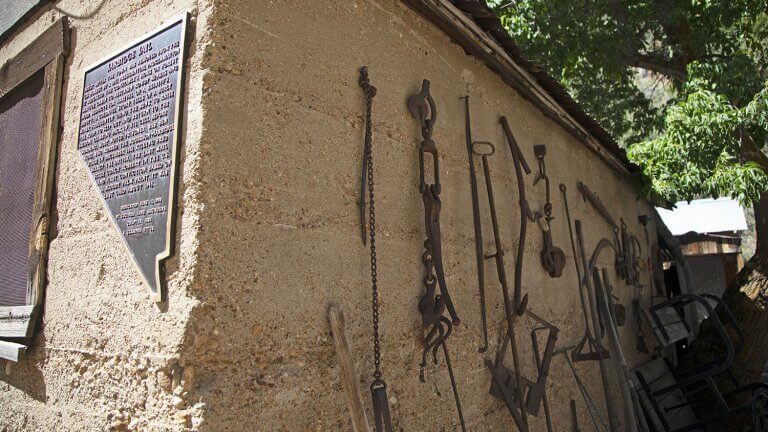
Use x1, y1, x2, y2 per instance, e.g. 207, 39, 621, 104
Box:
575, 182, 626, 280
471, 139, 529, 431
593, 266, 650, 432
500, 116, 534, 314
560, 184, 609, 362
575, 220, 621, 431
638, 214, 663, 297
462, 96, 488, 353
533, 145, 566, 278
601, 268, 626, 327
358, 67, 393, 432
620, 218, 649, 354
408, 79, 466, 432
577, 181, 617, 228
577, 181, 648, 353
409, 80, 460, 326
478, 118, 561, 431
556, 347, 609, 432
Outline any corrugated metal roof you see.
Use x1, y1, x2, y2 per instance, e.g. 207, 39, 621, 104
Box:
656, 198, 748, 236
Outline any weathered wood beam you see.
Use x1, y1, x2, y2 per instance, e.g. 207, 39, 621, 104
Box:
0, 305, 38, 339
0, 17, 69, 96
328, 304, 370, 432
0, 340, 27, 362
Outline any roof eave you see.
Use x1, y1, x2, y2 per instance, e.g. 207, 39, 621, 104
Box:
401, 0, 639, 176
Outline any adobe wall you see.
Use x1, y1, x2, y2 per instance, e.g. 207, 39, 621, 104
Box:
0, 0, 212, 430
187, 0, 660, 430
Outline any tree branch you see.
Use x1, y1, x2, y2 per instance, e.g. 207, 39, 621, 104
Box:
622, 54, 688, 80
740, 125, 768, 171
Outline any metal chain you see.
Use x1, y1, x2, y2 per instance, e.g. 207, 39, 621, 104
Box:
360, 68, 382, 380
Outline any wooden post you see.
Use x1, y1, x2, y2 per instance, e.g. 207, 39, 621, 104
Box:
328, 304, 370, 432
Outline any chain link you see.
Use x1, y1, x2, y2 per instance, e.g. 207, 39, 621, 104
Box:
360, 69, 382, 380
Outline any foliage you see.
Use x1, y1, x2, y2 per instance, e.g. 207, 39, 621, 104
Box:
627, 72, 768, 206
493, 0, 768, 206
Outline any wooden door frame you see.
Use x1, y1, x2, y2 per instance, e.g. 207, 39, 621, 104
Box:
0, 18, 68, 361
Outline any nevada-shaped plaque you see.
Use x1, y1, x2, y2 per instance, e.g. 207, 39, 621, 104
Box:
77, 14, 188, 301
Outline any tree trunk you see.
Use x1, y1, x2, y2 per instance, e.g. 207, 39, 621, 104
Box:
721, 194, 768, 384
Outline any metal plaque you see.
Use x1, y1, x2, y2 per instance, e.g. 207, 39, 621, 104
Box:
77, 14, 188, 301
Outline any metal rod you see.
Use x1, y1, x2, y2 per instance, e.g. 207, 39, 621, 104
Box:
463, 96, 488, 353
571, 399, 581, 432
558, 349, 608, 432
532, 326, 554, 432
575, 220, 620, 430
441, 327, 467, 432
593, 267, 648, 432
560, 185, 593, 338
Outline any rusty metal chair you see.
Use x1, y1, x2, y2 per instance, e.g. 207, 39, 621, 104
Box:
633, 293, 768, 432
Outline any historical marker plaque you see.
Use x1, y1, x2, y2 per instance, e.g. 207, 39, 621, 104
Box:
77, 14, 187, 301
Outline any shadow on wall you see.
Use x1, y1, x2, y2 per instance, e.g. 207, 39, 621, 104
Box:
174, 289, 348, 431
1, 333, 48, 404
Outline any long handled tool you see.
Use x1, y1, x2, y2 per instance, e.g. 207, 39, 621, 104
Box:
476, 118, 560, 431
556, 347, 609, 432
472, 140, 529, 431
408, 79, 466, 432
500, 116, 534, 314
575, 220, 621, 430
593, 266, 650, 432
560, 184, 609, 363
462, 96, 488, 353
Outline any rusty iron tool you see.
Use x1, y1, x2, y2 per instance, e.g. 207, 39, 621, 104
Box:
471, 139, 528, 431
526, 316, 559, 417
530, 325, 557, 432
577, 181, 618, 228
575, 220, 620, 430
571, 399, 581, 432
408, 79, 459, 326
408, 79, 466, 432
500, 116, 534, 315
533, 144, 566, 278
559, 184, 609, 363
593, 266, 646, 432
462, 96, 488, 353
600, 268, 626, 327
618, 218, 649, 353
488, 310, 559, 427
556, 347, 609, 432
576, 181, 628, 282
487, 330, 529, 432
358, 67, 393, 432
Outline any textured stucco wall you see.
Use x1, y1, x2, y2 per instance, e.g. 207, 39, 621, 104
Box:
187, 0, 660, 431
0, 0, 212, 430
